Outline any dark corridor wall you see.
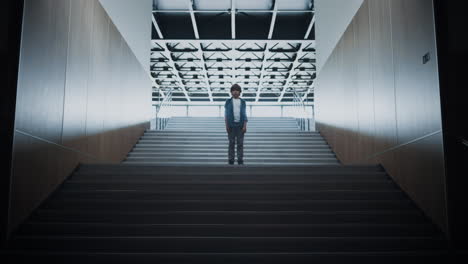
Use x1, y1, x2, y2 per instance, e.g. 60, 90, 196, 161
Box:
315, 0, 447, 234
8, 0, 152, 235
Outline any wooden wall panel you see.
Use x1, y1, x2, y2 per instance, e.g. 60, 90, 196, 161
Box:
330, 38, 344, 161
391, 0, 442, 144
101, 21, 124, 162
369, 0, 397, 153
354, 1, 375, 160
10, 132, 90, 228
9, 0, 152, 236
15, 0, 70, 143
316, 0, 447, 234
62, 0, 94, 153
394, 131, 448, 234
86, 1, 110, 158
340, 21, 359, 163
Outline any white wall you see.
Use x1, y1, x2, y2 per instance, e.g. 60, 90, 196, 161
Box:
99, 0, 152, 73
314, 0, 363, 73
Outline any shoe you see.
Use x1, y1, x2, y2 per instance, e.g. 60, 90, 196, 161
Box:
228, 160, 234, 165
238, 160, 244, 165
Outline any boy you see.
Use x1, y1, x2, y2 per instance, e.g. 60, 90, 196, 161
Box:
224, 84, 248, 165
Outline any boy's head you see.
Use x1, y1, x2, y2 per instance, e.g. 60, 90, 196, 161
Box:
230, 84, 242, 98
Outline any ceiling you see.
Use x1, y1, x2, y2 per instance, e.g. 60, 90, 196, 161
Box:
151, 0, 315, 103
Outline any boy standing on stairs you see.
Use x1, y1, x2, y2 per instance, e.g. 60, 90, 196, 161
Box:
224, 84, 248, 165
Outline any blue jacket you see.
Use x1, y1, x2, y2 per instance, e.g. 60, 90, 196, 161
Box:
224, 97, 248, 127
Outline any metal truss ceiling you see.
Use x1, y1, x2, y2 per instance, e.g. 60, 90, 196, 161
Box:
151, 0, 315, 103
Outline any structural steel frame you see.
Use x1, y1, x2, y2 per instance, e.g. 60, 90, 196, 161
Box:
151, 0, 315, 103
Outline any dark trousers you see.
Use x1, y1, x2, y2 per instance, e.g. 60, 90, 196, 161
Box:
227, 124, 244, 162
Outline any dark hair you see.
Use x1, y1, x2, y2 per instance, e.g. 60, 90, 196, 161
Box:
230, 83, 242, 93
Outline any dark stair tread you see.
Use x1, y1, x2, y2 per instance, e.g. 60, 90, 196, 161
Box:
7, 124, 449, 261
70, 172, 390, 179
9, 236, 447, 252
49, 189, 409, 201
1, 250, 451, 264
40, 199, 418, 212
16, 223, 441, 237
30, 210, 429, 225
59, 182, 399, 191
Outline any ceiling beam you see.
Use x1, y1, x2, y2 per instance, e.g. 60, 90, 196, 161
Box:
231, 0, 236, 39
231, 44, 236, 87
278, 44, 303, 102
191, 45, 214, 102
152, 16, 190, 101
255, 42, 271, 102
197, 48, 213, 102
150, 15, 165, 100
161, 47, 191, 102
187, 0, 200, 39
268, 0, 278, 39
151, 14, 164, 39
151, 39, 316, 103
304, 13, 315, 39
187, 0, 213, 101
152, 39, 315, 45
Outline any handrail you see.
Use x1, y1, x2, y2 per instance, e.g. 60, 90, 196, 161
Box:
152, 88, 313, 130
153, 88, 174, 130
291, 89, 312, 131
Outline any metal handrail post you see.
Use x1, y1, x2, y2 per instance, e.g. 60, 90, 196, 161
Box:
154, 88, 174, 130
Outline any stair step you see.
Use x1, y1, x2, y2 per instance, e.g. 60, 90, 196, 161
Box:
127, 152, 336, 157
31, 210, 426, 224
124, 157, 339, 163
6, 116, 448, 260
10, 236, 446, 252
133, 144, 332, 149
70, 173, 390, 181
41, 199, 413, 211
137, 140, 328, 145
139, 137, 327, 141
131, 147, 333, 152
60, 181, 399, 192
145, 131, 321, 135
2, 251, 450, 264
75, 164, 384, 173
127, 153, 336, 158
131, 148, 333, 152
50, 190, 407, 201
122, 161, 341, 166
160, 129, 303, 131
16, 223, 439, 237
142, 137, 325, 141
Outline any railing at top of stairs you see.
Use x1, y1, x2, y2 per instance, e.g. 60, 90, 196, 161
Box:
153, 88, 174, 130
292, 89, 314, 131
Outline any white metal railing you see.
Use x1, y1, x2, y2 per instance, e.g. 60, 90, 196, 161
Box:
292, 89, 314, 131
151, 89, 314, 130
152, 88, 174, 130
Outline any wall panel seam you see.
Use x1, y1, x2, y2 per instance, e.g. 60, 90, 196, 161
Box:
60, 0, 72, 145
85, 0, 97, 140
364, 129, 442, 161
15, 129, 99, 161
389, 0, 399, 146
368, 0, 377, 155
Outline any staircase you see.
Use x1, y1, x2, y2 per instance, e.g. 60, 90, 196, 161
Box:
3, 117, 449, 262
165, 116, 304, 132
125, 117, 338, 165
